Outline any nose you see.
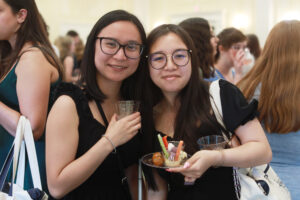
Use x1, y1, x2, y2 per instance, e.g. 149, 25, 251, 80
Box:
164, 55, 177, 70
113, 47, 127, 60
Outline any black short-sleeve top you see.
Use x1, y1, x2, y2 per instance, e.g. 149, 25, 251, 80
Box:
52, 82, 141, 200
152, 80, 258, 200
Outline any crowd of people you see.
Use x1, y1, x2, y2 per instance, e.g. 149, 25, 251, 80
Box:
0, 0, 299, 199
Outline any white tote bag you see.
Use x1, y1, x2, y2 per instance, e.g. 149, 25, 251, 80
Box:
0, 116, 48, 200
209, 79, 291, 200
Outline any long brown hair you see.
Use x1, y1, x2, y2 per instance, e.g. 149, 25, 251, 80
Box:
0, 0, 63, 78
179, 18, 215, 78
238, 20, 300, 133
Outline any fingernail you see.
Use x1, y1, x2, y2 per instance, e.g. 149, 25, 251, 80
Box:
184, 181, 195, 185
183, 162, 190, 169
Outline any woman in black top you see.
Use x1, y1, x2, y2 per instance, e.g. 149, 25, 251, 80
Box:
45, 10, 146, 200
141, 24, 272, 200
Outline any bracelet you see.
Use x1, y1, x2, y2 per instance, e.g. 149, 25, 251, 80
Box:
102, 135, 117, 153
218, 150, 225, 166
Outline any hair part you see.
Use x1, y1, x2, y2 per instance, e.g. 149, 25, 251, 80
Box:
238, 20, 300, 133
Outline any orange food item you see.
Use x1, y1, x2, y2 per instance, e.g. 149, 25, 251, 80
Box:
152, 152, 164, 166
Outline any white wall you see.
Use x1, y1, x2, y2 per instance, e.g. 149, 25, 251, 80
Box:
36, 0, 300, 47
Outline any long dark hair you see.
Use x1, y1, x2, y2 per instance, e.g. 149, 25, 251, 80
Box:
141, 24, 225, 190
0, 0, 62, 78
142, 24, 221, 154
79, 10, 147, 102
179, 18, 215, 78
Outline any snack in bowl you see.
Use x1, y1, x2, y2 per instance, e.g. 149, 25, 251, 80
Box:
152, 152, 164, 166
157, 134, 187, 167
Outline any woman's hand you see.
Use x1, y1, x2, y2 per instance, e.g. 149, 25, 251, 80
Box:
105, 112, 141, 147
166, 150, 222, 183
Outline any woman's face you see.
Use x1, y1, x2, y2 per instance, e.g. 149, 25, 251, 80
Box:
148, 32, 192, 97
0, 0, 20, 41
209, 26, 219, 56
94, 21, 142, 83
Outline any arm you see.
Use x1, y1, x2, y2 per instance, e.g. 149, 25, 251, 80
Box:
46, 96, 141, 199
168, 118, 272, 182
146, 170, 168, 200
63, 56, 74, 82
0, 48, 58, 140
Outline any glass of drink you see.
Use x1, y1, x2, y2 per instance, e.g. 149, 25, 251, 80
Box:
197, 135, 227, 150
115, 100, 140, 120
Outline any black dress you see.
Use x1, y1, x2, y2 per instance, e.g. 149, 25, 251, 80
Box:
150, 80, 258, 200
52, 83, 141, 200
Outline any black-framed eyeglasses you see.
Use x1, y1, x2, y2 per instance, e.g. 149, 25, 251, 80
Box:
96, 37, 144, 59
147, 49, 192, 70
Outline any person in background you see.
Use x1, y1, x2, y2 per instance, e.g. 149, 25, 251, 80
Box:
238, 20, 300, 199
54, 35, 75, 82
46, 10, 146, 199
66, 30, 84, 81
214, 27, 247, 84
141, 24, 271, 200
0, 0, 62, 194
242, 33, 261, 75
179, 17, 219, 81
246, 34, 261, 60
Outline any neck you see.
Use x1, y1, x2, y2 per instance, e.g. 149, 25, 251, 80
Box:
96, 75, 122, 103
8, 34, 18, 50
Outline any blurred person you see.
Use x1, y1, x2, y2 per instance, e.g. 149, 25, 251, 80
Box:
66, 30, 84, 83
214, 27, 248, 84
46, 10, 146, 199
242, 33, 261, 75
179, 17, 219, 81
0, 0, 62, 194
141, 24, 271, 200
54, 35, 75, 82
238, 20, 300, 199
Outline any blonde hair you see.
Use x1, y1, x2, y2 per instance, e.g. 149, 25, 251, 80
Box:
54, 36, 72, 62
238, 20, 300, 133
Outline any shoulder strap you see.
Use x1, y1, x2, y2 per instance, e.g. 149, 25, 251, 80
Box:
94, 101, 132, 200
209, 80, 231, 142
95, 101, 109, 127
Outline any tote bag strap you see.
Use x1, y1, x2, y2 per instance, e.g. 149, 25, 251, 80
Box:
0, 144, 14, 191
209, 80, 230, 142
23, 118, 42, 190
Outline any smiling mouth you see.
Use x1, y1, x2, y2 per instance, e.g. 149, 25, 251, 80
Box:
109, 64, 127, 69
162, 75, 180, 80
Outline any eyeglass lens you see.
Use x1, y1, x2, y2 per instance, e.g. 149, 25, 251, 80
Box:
100, 37, 143, 59
149, 49, 190, 69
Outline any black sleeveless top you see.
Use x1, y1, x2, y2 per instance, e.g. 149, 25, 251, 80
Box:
146, 80, 258, 200
52, 82, 141, 200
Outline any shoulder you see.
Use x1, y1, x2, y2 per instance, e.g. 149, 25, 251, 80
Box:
15, 46, 56, 77
53, 82, 85, 102
218, 79, 259, 132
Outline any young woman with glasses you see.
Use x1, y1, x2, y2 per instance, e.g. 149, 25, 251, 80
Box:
45, 10, 146, 199
141, 24, 271, 200
214, 27, 248, 84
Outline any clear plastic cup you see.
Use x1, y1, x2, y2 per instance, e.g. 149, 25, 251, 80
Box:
115, 100, 140, 119
197, 135, 227, 150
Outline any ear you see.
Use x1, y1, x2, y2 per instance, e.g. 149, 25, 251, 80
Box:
16, 9, 27, 24
218, 45, 225, 53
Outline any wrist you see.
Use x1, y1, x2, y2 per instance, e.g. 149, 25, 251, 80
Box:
102, 135, 117, 153
216, 150, 225, 167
